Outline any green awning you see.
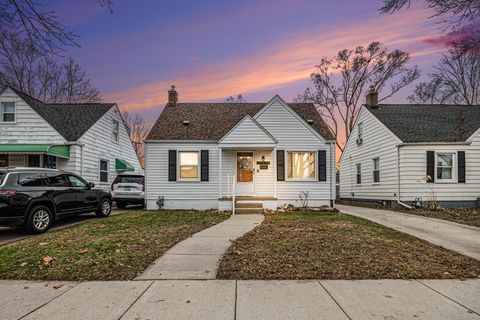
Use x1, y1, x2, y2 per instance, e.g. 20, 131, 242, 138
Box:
116, 158, 135, 172
0, 144, 70, 159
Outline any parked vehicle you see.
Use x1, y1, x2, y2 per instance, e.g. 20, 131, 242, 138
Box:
0, 167, 112, 234
111, 174, 145, 209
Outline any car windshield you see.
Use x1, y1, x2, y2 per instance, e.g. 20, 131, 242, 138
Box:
113, 175, 144, 184
0, 172, 6, 185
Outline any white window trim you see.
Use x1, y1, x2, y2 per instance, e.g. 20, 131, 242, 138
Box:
372, 157, 380, 184
285, 150, 317, 182
177, 151, 200, 182
1, 101, 16, 124
356, 163, 362, 185
112, 119, 120, 143
435, 152, 456, 183
99, 159, 109, 184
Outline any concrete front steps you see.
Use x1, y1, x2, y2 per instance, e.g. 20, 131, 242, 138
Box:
235, 201, 264, 214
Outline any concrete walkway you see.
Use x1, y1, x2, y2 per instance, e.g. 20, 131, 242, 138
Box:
2, 279, 479, 319
337, 204, 480, 261
136, 214, 264, 280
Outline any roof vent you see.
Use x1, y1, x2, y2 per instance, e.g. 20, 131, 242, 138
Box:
307, 119, 314, 124
182, 120, 190, 126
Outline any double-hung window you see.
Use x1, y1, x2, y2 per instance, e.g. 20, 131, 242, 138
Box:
372, 158, 380, 183
436, 153, 455, 182
112, 120, 119, 142
179, 151, 199, 181
100, 160, 109, 183
357, 122, 363, 145
1, 102, 15, 122
287, 151, 316, 180
356, 163, 362, 184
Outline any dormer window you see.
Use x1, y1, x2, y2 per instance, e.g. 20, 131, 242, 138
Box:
112, 119, 119, 142
1, 102, 15, 122
356, 122, 363, 145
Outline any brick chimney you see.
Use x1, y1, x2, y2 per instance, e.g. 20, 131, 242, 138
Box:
168, 85, 178, 106
365, 85, 378, 108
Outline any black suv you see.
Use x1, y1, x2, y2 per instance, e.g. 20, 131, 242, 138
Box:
0, 167, 112, 234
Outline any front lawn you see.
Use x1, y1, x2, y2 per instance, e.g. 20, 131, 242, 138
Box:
0, 210, 227, 281
217, 211, 480, 280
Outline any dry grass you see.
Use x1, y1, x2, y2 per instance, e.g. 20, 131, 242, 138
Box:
217, 211, 480, 280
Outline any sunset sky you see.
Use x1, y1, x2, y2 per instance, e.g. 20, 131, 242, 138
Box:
49, 0, 448, 123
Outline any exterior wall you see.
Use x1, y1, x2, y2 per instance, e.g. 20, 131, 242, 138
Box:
339, 108, 401, 201
219, 116, 275, 146
145, 142, 219, 210
398, 136, 480, 204
77, 106, 142, 190
0, 88, 66, 144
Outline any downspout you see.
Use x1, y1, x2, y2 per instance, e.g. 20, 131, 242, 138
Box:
330, 142, 334, 207
396, 145, 412, 209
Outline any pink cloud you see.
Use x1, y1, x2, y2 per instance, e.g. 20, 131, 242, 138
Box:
423, 21, 480, 47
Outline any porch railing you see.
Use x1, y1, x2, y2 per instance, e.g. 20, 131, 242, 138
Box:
227, 173, 236, 215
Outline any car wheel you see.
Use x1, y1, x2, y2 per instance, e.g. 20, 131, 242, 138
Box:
25, 206, 53, 234
116, 201, 127, 209
96, 198, 112, 217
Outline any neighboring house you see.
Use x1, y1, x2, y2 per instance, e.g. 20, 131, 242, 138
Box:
339, 91, 480, 208
144, 86, 336, 211
0, 86, 141, 189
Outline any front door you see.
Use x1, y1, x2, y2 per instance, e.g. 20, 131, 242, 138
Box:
236, 152, 254, 195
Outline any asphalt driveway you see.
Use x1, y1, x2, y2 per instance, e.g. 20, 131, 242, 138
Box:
0, 206, 141, 246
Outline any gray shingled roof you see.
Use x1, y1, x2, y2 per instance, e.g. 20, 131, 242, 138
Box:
8, 87, 114, 141
146, 102, 335, 141
367, 104, 480, 143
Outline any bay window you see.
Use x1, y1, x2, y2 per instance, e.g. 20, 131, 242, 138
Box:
287, 151, 316, 180
179, 151, 199, 181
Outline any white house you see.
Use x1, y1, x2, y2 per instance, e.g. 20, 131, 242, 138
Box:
144, 86, 336, 212
0, 86, 141, 189
339, 91, 480, 208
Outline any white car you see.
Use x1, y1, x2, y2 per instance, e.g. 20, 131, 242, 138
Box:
111, 174, 145, 209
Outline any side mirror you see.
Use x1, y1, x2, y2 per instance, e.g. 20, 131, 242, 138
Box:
88, 182, 95, 189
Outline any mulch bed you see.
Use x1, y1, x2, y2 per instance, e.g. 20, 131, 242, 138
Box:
217, 211, 480, 280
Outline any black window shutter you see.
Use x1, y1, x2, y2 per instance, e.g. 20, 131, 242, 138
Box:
426, 151, 435, 183
168, 150, 176, 181
277, 150, 285, 181
458, 151, 466, 183
318, 150, 327, 181
201, 150, 209, 181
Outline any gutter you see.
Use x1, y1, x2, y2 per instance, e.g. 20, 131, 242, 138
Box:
397, 141, 470, 146
396, 145, 412, 209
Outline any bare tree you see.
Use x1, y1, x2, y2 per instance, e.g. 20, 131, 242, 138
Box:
225, 94, 246, 103
0, 0, 113, 54
379, 0, 480, 50
121, 110, 151, 166
296, 42, 419, 152
0, 32, 100, 103
409, 44, 480, 105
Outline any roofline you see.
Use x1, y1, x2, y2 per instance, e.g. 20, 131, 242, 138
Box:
218, 114, 278, 144
254, 94, 328, 143
397, 141, 471, 147
375, 103, 480, 107
144, 140, 218, 143
466, 127, 480, 143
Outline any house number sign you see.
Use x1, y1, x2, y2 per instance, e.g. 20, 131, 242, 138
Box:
256, 161, 270, 170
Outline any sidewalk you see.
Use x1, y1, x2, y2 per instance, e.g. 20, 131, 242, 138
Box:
136, 214, 264, 280
336, 204, 480, 261
2, 279, 479, 319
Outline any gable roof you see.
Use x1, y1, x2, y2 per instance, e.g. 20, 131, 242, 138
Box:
146, 101, 334, 141
219, 114, 278, 145
367, 104, 480, 143
7, 87, 115, 141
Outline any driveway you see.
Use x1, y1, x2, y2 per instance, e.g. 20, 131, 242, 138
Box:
0, 206, 139, 246
336, 204, 480, 261
1, 279, 479, 319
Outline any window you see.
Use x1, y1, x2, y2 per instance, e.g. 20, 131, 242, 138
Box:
357, 122, 363, 145
0, 154, 8, 167
179, 151, 199, 181
45, 173, 68, 187
436, 153, 455, 182
112, 120, 119, 142
100, 160, 109, 183
372, 158, 380, 183
67, 175, 88, 188
1, 102, 15, 122
287, 151, 316, 180
28, 155, 40, 167
356, 163, 362, 184
18, 173, 47, 187
43, 155, 57, 169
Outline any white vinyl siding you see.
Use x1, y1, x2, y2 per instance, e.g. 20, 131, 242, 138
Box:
219, 116, 275, 146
